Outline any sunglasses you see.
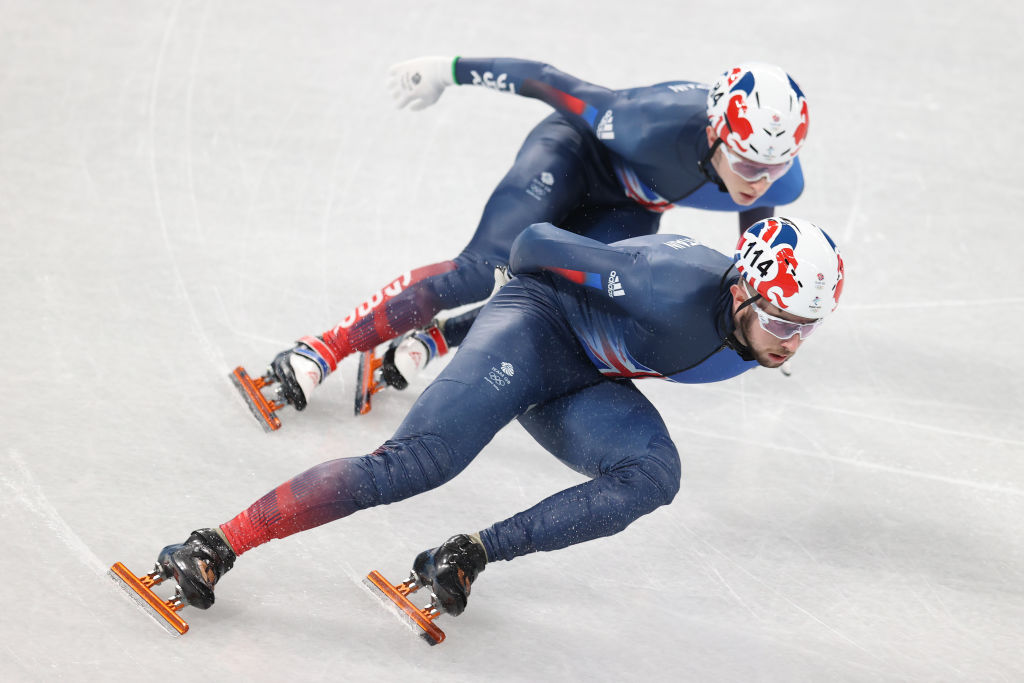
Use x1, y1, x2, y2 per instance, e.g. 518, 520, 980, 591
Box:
751, 302, 821, 340
722, 145, 793, 183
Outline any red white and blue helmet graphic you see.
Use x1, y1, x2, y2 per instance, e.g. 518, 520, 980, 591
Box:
734, 217, 844, 319
707, 63, 809, 164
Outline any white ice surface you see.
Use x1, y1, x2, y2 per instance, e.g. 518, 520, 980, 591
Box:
2, 1, 1023, 680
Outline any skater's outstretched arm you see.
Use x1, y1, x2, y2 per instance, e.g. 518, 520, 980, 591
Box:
390, 56, 677, 163
453, 57, 618, 117
390, 56, 617, 115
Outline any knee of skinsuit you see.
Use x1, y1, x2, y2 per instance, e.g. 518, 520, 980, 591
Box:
610, 433, 682, 512
354, 434, 465, 507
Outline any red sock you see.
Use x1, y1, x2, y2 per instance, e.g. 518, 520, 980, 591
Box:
220, 479, 339, 555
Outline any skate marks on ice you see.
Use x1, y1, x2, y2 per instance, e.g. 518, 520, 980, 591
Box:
1, 449, 107, 575
671, 420, 1024, 497
671, 519, 873, 657
2, 449, 192, 637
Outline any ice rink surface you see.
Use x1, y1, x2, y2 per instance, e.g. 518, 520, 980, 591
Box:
2, 0, 1023, 680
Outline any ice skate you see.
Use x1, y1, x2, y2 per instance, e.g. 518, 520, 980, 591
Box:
231, 336, 335, 431
108, 562, 191, 636
411, 534, 487, 617
363, 569, 447, 645
108, 528, 237, 636
155, 528, 236, 610
363, 534, 486, 646
354, 322, 449, 415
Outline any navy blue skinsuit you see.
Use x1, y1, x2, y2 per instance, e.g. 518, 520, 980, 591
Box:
322, 57, 803, 358
241, 224, 758, 563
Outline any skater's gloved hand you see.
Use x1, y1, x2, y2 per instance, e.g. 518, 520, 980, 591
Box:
388, 56, 456, 111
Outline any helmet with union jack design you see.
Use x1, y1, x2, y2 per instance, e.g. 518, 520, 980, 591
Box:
707, 63, 809, 164
734, 217, 844, 320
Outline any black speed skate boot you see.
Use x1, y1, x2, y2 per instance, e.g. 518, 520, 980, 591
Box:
156, 529, 237, 610
412, 534, 487, 616
269, 337, 334, 411
379, 321, 450, 390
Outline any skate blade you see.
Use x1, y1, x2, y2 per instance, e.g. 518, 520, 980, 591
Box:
354, 351, 385, 416
363, 570, 445, 645
108, 562, 189, 636
230, 366, 283, 431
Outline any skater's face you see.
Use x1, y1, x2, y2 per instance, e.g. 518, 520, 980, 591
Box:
730, 282, 817, 368
705, 127, 791, 206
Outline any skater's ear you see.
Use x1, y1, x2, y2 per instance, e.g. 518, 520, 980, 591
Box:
729, 282, 748, 310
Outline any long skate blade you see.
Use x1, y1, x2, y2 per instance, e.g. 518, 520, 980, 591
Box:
108, 562, 189, 636
229, 366, 282, 431
363, 570, 445, 645
354, 351, 382, 416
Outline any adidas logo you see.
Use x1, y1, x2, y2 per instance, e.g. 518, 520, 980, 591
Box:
607, 270, 625, 297
597, 110, 615, 140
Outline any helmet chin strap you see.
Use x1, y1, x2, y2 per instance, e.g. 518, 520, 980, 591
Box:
725, 293, 760, 361
699, 138, 728, 193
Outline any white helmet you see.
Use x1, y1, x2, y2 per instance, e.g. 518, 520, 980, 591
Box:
734, 217, 844, 319
707, 63, 809, 164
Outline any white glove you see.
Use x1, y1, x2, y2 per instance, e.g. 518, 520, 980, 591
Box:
388, 56, 456, 111
491, 265, 513, 295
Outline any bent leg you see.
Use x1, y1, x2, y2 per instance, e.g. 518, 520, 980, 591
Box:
480, 379, 681, 562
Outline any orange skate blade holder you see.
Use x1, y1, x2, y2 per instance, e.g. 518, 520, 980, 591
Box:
354, 350, 386, 416
363, 570, 446, 645
108, 562, 189, 636
230, 366, 283, 431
